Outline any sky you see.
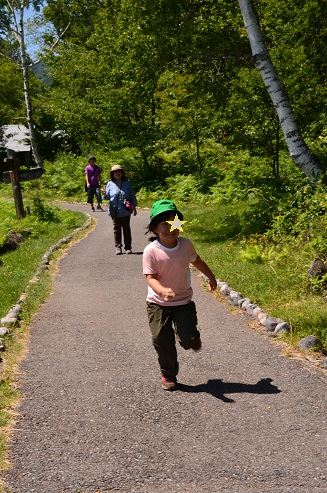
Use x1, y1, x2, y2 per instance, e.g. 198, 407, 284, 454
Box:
23, 3, 46, 58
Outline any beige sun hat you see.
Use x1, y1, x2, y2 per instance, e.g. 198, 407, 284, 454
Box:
110, 164, 124, 172
110, 164, 125, 180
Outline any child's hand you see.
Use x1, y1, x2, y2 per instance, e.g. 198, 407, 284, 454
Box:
207, 277, 217, 291
161, 288, 175, 301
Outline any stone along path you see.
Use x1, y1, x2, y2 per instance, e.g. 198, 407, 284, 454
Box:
4, 203, 327, 493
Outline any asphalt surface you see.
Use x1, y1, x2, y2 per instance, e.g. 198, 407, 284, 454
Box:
4, 203, 327, 493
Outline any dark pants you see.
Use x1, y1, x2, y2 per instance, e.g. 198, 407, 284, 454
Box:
87, 184, 101, 205
112, 215, 132, 250
146, 301, 200, 377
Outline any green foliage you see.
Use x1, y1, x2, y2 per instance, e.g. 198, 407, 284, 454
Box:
309, 273, 327, 296
164, 174, 206, 202
31, 196, 60, 222
238, 244, 263, 263
262, 181, 327, 256
210, 213, 242, 241
2, 0, 327, 186
258, 0, 327, 137
0, 60, 25, 126
36, 0, 325, 180
136, 187, 164, 208
0, 197, 69, 250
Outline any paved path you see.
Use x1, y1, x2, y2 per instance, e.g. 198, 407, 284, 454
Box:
4, 203, 327, 493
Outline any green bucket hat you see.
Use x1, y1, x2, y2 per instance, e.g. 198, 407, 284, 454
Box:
149, 199, 183, 221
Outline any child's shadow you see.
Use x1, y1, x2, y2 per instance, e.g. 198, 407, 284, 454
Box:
178, 378, 280, 403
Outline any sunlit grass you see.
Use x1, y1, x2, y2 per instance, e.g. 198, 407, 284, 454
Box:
181, 203, 327, 348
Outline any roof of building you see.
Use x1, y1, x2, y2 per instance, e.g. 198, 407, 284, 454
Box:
1, 125, 31, 152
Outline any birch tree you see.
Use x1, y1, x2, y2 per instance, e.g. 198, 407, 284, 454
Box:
238, 0, 324, 181
0, 1, 44, 166
0, 0, 70, 168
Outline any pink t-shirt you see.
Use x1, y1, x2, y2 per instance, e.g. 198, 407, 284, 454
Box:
143, 237, 198, 306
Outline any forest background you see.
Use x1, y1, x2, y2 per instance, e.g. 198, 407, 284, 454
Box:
1, 0, 327, 350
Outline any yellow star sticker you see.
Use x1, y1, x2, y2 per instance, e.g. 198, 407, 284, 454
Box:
167, 214, 187, 232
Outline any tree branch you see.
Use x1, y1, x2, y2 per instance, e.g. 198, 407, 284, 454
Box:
29, 21, 71, 66
6, 0, 19, 37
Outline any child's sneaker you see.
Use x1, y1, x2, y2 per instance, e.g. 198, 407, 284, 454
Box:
161, 375, 177, 391
192, 338, 202, 351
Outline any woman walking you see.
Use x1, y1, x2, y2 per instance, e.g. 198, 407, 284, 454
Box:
105, 164, 137, 255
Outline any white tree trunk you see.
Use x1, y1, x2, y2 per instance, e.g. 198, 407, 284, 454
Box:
18, 3, 43, 167
238, 0, 324, 181
2, 1, 43, 167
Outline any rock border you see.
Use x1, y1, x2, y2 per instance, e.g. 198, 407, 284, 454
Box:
199, 274, 327, 370
0, 216, 93, 353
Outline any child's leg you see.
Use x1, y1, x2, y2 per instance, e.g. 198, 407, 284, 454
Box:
146, 302, 179, 376
171, 301, 200, 349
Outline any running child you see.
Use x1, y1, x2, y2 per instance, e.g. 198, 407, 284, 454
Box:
143, 199, 217, 390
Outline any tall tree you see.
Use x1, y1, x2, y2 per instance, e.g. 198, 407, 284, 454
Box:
43, 0, 175, 163
238, 0, 325, 181
0, 0, 70, 167
0, 0, 43, 166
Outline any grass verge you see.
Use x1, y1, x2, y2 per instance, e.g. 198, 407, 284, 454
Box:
181, 203, 327, 349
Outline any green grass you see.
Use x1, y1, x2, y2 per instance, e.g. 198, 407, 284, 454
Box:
180, 203, 327, 348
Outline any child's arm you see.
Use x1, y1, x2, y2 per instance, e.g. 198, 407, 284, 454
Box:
191, 255, 217, 291
146, 274, 176, 301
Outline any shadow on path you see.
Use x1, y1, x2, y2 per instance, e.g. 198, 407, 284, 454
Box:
178, 377, 281, 403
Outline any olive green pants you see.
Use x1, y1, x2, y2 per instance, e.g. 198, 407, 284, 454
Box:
146, 301, 200, 377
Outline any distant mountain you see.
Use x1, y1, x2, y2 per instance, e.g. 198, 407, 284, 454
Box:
32, 61, 52, 86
